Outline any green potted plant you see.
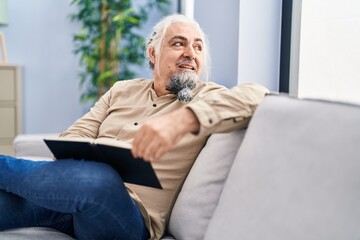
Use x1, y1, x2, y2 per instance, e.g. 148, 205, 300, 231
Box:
70, 0, 169, 104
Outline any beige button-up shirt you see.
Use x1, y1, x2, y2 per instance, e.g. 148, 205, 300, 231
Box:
60, 78, 269, 239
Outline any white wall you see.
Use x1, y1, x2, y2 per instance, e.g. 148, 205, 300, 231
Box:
297, 0, 360, 104
0, 0, 83, 134
237, 0, 282, 91
194, 0, 282, 91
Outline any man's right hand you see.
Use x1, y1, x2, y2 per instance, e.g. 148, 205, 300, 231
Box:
131, 107, 200, 162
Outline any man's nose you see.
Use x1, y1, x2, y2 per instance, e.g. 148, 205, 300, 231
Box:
183, 45, 196, 59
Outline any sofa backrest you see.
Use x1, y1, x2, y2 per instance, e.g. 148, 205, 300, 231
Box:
204, 94, 360, 239
168, 128, 247, 240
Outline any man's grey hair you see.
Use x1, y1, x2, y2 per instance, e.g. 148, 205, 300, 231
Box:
146, 14, 211, 81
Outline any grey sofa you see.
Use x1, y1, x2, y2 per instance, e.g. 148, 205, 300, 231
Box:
1, 94, 360, 239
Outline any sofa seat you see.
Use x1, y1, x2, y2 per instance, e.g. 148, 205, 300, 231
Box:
0, 228, 177, 240
0, 227, 75, 240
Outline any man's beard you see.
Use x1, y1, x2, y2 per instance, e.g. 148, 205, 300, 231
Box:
166, 71, 199, 102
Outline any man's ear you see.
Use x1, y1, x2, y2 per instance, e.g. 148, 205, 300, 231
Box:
148, 47, 156, 66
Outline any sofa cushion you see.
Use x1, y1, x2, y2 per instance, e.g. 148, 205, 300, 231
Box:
204, 95, 360, 239
13, 133, 58, 160
168, 129, 246, 240
0, 227, 75, 240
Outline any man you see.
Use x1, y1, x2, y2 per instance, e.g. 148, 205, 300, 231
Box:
0, 14, 268, 240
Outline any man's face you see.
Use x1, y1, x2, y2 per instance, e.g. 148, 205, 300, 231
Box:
149, 23, 204, 93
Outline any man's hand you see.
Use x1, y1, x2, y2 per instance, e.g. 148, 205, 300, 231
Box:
132, 107, 200, 162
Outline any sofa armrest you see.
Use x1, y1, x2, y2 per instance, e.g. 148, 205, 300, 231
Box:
13, 133, 59, 160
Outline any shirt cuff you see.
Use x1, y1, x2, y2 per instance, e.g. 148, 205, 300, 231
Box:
186, 100, 220, 136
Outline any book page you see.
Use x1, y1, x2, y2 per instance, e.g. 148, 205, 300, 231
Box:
95, 138, 132, 149
44, 136, 132, 150
44, 136, 96, 144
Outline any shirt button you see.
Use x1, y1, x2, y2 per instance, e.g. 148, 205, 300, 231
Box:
134, 122, 138, 126
153, 104, 157, 107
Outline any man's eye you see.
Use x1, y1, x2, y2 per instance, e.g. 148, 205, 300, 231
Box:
173, 42, 183, 47
194, 45, 202, 51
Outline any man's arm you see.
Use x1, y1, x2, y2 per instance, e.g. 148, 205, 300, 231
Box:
59, 87, 112, 139
132, 83, 269, 161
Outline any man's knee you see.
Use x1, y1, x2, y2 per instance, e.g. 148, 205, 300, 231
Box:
56, 161, 124, 198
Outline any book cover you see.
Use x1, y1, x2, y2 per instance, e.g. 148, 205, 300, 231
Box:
43, 138, 162, 189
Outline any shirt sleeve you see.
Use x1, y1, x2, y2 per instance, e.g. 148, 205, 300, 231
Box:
59, 85, 113, 139
186, 83, 270, 136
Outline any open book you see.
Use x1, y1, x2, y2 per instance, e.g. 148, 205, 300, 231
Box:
44, 137, 162, 189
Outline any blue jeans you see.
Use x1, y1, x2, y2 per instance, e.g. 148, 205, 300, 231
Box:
0, 155, 149, 240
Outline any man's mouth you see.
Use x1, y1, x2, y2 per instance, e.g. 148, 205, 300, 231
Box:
178, 64, 196, 71
176, 58, 197, 71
